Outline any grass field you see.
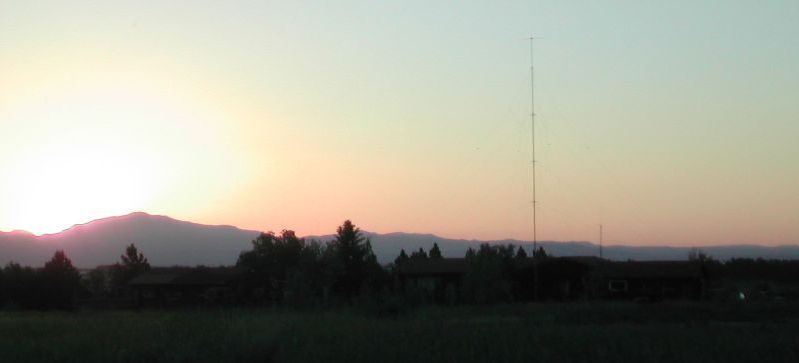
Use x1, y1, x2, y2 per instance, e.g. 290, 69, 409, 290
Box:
1, 302, 798, 362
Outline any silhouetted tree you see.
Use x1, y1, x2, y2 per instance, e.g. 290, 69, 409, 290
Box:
0, 266, 5, 307
394, 249, 410, 267
110, 244, 151, 292
122, 244, 150, 270
41, 250, 81, 309
2, 262, 40, 309
410, 247, 428, 261
462, 244, 515, 304
238, 230, 321, 304
688, 248, 711, 262
285, 238, 328, 306
533, 246, 548, 259
515, 246, 528, 259
429, 243, 443, 259
362, 239, 389, 297
327, 220, 380, 300
465, 247, 476, 258
365, 240, 378, 265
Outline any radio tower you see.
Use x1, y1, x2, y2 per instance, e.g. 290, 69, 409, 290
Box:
528, 36, 538, 301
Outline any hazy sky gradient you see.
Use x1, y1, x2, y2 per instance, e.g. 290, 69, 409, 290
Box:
1, 1, 797, 245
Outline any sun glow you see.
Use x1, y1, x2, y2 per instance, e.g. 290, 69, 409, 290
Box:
0, 140, 159, 236
0, 65, 257, 236
0, 80, 194, 235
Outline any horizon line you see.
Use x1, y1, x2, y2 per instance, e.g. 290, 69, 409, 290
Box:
1, 211, 796, 248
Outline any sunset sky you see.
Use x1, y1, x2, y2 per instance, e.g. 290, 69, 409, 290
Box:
1, 1, 797, 246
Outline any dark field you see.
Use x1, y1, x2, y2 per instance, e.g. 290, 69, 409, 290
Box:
2, 303, 798, 363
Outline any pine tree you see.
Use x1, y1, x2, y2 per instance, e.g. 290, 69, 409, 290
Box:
533, 246, 548, 259
465, 247, 476, 259
42, 250, 80, 309
111, 244, 151, 291
394, 249, 410, 266
329, 220, 374, 299
364, 239, 378, 265
515, 246, 528, 259
121, 244, 150, 273
410, 247, 428, 261
429, 243, 443, 259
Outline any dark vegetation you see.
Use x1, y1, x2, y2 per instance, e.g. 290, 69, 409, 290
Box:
1, 220, 799, 310
0, 244, 150, 309
1, 220, 799, 362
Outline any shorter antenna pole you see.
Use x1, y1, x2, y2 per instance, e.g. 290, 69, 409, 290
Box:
599, 224, 603, 259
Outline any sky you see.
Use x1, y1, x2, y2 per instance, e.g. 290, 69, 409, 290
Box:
1, 1, 797, 246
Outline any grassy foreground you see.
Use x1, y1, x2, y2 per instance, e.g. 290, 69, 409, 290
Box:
1, 303, 798, 363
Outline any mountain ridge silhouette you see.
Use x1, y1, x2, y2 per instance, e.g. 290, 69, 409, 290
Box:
2, 212, 798, 267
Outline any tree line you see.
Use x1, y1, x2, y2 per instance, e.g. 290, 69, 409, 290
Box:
0, 220, 388, 309
235, 220, 387, 306
0, 244, 150, 309
0, 219, 544, 309
2, 220, 799, 310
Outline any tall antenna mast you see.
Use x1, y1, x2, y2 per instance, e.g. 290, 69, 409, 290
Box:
599, 224, 604, 259
529, 36, 538, 301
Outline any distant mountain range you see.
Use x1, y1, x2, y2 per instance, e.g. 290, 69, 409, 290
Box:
1, 212, 798, 267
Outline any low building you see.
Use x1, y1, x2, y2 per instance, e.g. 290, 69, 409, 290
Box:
515, 256, 604, 301
128, 267, 244, 307
595, 261, 707, 301
396, 257, 707, 303
397, 256, 603, 302
396, 258, 469, 303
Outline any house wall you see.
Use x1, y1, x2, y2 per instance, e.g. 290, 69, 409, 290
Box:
600, 277, 705, 301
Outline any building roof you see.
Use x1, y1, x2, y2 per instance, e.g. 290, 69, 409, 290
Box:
512, 256, 607, 270
397, 258, 469, 276
399, 256, 610, 276
128, 267, 243, 287
559, 256, 607, 266
599, 261, 704, 279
